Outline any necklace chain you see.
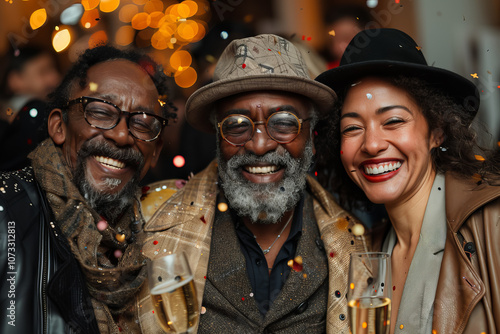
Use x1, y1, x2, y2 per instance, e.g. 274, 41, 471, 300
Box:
254, 213, 293, 255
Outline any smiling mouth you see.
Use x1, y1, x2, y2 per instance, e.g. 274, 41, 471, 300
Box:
244, 165, 280, 174
94, 155, 126, 170
363, 161, 402, 175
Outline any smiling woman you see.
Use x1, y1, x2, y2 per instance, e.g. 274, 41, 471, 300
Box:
315, 29, 500, 334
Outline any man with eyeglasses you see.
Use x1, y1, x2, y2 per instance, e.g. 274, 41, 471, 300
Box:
137, 34, 365, 333
0, 45, 176, 333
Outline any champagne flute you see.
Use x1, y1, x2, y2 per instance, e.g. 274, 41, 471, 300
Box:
148, 253, 199, 333
347, 252, 391, 334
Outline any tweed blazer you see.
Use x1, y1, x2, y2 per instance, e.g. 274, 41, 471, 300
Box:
137, 161, 366, 333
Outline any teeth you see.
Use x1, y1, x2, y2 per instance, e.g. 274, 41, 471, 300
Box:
364, 161, 401, 175
246, 165, 278, 174
94, 156, 125, 169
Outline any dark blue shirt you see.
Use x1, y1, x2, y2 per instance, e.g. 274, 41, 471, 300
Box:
234, 197, 304, 315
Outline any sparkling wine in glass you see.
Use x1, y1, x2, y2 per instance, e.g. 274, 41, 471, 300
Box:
148, 253, 199, 333
347, 252, 391, 334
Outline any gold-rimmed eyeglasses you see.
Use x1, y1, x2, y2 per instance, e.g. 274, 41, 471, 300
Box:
217, 111, 310, 147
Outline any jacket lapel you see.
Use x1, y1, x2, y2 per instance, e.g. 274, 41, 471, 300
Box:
207, 208, 263, 323
264, 195, 328, 325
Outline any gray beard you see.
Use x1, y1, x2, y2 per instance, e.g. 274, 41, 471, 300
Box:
217, 141, 314, 224
73, 138, 144, 221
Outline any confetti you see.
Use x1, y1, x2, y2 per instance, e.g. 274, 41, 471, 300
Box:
475, 155, 485, 161
201, 307, 206, 314
220, 31, 228, 39
350, 283, 355, 290
328, 30, 336, 36
200, 216, 206, 223
153, 240, 158, 245
362, 322, 368, 328
400, 324, 404, 329
115, 233, 126, 242
416, 46, 422, 51
287, 256, 303, 272
470, 73, 479, 79
6, 108, 13, 116
217, 202, 228, 212
89, 82, 98, 91
97, 220, 108, 231
432, 330, 437, 334
241, 297, 245, 301
329, 252, 336, 258
336, 217, 349, 230
366, 93, 373, 99
242, 64, 246, 69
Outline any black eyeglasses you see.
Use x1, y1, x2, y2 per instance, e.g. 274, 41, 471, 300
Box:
66, 96, 167, 142
217, 111, 311, 147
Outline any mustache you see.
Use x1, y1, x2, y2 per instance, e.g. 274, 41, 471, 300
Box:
77, 138, 144, 169
226, 150, 291, 172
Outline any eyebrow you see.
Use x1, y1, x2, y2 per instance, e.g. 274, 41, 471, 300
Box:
340, 105, 413, 120
90, 93, 156, 114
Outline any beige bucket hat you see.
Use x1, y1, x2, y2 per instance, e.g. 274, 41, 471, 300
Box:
185, 34, 337, 133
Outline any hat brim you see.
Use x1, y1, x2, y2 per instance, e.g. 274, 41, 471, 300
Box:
186, 75, 337, 133
316, 60, 480, 118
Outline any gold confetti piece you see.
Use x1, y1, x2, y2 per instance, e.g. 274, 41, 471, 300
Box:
487, 71, 492, 74
432, 330, 437, 334
336, 217, 349, 230
89, 82, 98, 91
416, 46, 422, 51
328, 30, 336, 36
6, 108, 13, 116
350, 283, 355, 290
400, 324, 404, 329
475, 154, 485, 161
497, 142, 500, 147
470, 73, 479, 79
352, 223, 365, 236
472, 173, 482, 182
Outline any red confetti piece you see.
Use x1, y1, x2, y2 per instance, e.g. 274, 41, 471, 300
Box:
395, 0, 400, 3
204, 276, 206, 279
242, 64, 246, 69
340, 150, 343, 155
288, 256, 303, 272
393, 286, 396, 291
314, 131, 318, 136
142, 186, 150, 194
200, 216, 206, 223
329, 252, 336, 258
152, 311, 154, 313
302, 35, 305, 40
241, 297, 245, 301
153, 240, 158, 245
268, 48, 271, 51
307, 36, 311, 41
314, 171, 318, 176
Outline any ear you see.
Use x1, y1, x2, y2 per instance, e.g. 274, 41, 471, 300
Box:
150, 138, 163, 168
47, 108, 67, 145
430, 128, 444, 150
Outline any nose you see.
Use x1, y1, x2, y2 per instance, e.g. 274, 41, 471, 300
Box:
361, 127, 388, 156
243, 123, 278, 156
102, 116, 135, 147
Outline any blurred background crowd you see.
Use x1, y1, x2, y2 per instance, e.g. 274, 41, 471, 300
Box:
1, 0, 500, 183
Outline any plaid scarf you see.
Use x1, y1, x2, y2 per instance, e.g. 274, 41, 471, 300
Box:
29, 139, 146, 333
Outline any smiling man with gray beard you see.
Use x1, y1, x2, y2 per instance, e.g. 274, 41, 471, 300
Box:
137, 34, 367, 334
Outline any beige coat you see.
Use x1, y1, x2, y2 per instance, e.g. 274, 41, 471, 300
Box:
136, 161, 366, 333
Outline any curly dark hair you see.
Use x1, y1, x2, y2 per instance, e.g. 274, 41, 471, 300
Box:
48, 45, 177, 122
315, 74, 500, 210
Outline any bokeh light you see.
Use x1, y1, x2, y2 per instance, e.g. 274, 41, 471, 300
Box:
80, 8, 100, 29
30, 8, 47, 30
151, 31, 172, 50
149, 11, 164, 28
132, 0, 147, 5
131, 12, 151, 30
176, 20, 198, 40
115, 25, 135, 46
52, 28, 71, 52
60, 4, 84, 25
173, 155, 185, 168
119, 4, 138, 23
144, 0, 163, 14
100, 0, 120, 13
81, 0, 100, 11
170, 50, 192, 70
182, 1, 198, 16
174, 67, 197, 88
89, 30, 108, 48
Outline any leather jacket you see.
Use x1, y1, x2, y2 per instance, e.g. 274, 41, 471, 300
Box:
0, 167, 99, 334
373, 173, 500, 333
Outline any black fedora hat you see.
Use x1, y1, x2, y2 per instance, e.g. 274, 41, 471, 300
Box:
316, 28, 480, 117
